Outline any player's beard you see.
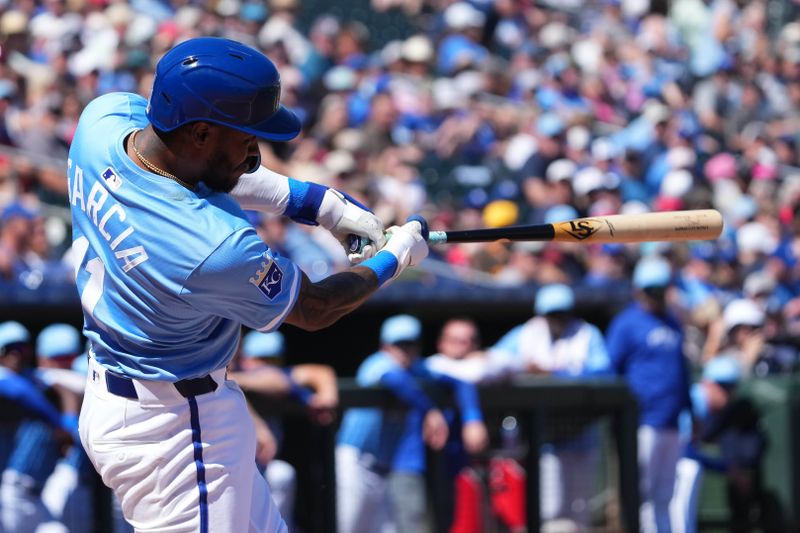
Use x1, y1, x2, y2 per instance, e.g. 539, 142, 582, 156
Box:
202, 150, 243, 193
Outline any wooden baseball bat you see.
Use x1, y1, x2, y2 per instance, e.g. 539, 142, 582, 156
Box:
426, 209, 723, 245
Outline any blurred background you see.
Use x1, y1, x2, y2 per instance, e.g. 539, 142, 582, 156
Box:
0, 0, 799, 531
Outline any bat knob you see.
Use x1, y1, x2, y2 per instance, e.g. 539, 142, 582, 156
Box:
406, 215, 429, 241
347, 234, 366, 254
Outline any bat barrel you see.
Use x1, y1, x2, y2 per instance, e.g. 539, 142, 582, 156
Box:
428, 210, 723, 246
550, 209, 723, 244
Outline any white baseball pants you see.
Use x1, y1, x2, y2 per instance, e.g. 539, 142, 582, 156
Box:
670, 457, 703, 533
0, 470, 67, 533
638, 425, 680, 533
41, 461, 94, 532
80, 358, 287, 533
335, 445, 395, 533
265, 460, 296, 530
539, 445, 599, 526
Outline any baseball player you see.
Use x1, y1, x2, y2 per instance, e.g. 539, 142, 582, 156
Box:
388, 318, 487, 533
228, 330, 340, 530
0, 321, 78, 467
0, 322, 81, 533
70, 36, 427, 533
335, 314, 452, 533
484, 284, 613, 529
670, 356, 741, 533
33, 324, 96, 533
606, 256, 692, 533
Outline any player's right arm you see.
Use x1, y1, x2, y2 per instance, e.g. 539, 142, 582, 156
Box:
284, 220, 428, 331
0, 373, 78, 436
283, 268, 378, 330
232, 167, 386, 263
183, 218, 425, 334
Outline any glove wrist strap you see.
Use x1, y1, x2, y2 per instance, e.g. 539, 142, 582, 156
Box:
362, 251, 399, 286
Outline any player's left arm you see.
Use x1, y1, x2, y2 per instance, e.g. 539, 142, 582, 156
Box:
231, 166, 385, 263
289, 364, 339, 425
229, 366, 292, 396
246, 399, 278, 467
423, 369, 489, 454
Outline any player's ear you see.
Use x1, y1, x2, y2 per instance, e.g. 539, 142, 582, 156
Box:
189, 122, 212, 147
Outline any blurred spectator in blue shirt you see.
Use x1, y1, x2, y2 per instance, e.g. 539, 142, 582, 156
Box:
0, 202, 36, 285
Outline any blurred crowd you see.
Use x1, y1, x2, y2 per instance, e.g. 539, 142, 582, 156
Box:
0, 0, 799, 359
0, 1, 798, 530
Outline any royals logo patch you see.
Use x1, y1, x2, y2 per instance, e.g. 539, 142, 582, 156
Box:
250, 259, 283, 300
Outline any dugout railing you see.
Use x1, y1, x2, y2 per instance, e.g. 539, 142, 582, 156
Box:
247, 376, 640, 533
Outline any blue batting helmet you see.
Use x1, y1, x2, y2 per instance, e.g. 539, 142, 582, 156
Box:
147, 37, 301, 142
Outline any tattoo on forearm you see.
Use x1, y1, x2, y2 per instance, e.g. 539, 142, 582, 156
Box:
294, 268, 379, 329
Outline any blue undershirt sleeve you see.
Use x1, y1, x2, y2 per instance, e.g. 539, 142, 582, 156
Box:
0, 374, 64, 428
379, 370, 435, 412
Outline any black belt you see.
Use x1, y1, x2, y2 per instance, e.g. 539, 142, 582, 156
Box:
105, 371, 218, 400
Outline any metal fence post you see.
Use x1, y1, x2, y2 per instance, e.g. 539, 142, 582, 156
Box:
322, 416, 338, 533
526, 409, 543, 533
616, 395, 640, 532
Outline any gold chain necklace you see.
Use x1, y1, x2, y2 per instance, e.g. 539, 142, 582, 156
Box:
130, 130, 195, 191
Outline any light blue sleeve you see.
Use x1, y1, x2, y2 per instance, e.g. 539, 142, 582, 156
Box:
581, 324, 613, 377
492, 324, 524, 355
482, 324, 528, 380
379, 370, 436, 413
181, 227, 301, 332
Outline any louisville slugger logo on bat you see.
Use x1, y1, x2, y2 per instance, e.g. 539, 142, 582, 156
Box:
556, 219, 602, 240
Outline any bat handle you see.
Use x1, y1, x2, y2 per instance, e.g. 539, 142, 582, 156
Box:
346, 215, 431, 254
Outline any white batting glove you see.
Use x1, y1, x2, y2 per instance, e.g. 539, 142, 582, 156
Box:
317, 189, 386, 264
381, 220, 429, 280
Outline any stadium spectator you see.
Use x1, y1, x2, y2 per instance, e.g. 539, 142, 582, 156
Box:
0, 202, 35, 285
